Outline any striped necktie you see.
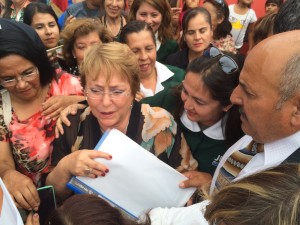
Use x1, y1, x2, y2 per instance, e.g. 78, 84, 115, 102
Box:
215, 141, 264, 190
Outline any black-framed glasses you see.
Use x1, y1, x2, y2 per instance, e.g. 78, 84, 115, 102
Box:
203, 47, 238, 75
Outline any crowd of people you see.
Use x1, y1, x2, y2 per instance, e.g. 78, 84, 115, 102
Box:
0, 0, 300, 225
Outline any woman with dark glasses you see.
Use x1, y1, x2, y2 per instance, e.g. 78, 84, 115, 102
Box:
143, 46, 243, 180
203, 0, 237, 53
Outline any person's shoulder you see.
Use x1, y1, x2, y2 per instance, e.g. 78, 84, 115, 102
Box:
140, 104, 177, 135
165, 49, 188, 70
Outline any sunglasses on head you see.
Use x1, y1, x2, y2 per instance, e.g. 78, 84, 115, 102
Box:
203, 47, 238, 75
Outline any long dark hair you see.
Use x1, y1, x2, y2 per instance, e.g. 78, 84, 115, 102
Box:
204, 0, 232, 40
175, 52, 244, 147
23, 2, 60, 30
119, 20, 156, 45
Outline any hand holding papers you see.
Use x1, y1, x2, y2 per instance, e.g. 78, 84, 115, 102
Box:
67, 129, 196, 218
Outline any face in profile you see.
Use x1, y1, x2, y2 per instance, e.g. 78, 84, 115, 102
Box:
184, 13, 213, 54
181, 72, 225, 127
125, 30, 156, 79
31, 12, 60, 49
72, 31, 102, 65
135, 2, 162, 33
202, 2, 224, 32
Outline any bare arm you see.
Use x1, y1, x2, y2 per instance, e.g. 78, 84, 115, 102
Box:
0, 142, 40, 210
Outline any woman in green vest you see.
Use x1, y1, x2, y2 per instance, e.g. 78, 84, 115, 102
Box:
142, 47, 244, 177
120, 20, 185, 101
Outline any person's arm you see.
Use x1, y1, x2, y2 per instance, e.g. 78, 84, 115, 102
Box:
0, 142, 40, 210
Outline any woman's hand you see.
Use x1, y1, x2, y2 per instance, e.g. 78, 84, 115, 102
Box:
3, 170, 40, 211
65, 15, 76, 27
179, 171, 212, 189
42, 96, 85, 120
25, 212, 40, 225
55, 103, 86, 138
135, 91, 145, 102
60, 150, 112, 178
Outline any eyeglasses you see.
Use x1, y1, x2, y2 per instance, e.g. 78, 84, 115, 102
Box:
203, 47, 238, 74
0, 67, 39, 87
85, 88, 131, 100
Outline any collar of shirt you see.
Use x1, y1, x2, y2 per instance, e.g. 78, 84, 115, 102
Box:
155, 32, 161, 51
180, 110, 225, 140
140, 61, 174, 97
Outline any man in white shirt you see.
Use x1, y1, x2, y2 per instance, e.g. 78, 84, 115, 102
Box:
147, 29, 300, 225
180, 30, 300, 193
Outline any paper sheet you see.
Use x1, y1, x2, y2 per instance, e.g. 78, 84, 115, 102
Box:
75, 129, 196, 218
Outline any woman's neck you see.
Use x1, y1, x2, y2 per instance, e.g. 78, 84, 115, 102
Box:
104, 15, 122, 37
13, 0, 27, 12
237, 2, 249, 10
140, 68, 157, 93
188, 50, 203, 63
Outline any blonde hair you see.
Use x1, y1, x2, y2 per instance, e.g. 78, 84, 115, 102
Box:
61, 18, 113, 66
204, 164, 300, 225
80, 42, 140, 96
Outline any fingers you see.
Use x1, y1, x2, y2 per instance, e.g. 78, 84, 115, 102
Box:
65, 150, 112, 177
55, 117, 64, 138
135, 91, 145, 102
179, 171, 212, 189
13, 185, 40, 210
25, 212, 40, 225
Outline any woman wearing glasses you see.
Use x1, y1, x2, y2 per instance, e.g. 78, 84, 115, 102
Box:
202, 0, 237, 53
143, 47, 243, 183
0, 19, 83, 211
46, 42, 197, 200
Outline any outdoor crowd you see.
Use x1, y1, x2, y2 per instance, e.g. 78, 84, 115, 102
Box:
0, 0, 299, 224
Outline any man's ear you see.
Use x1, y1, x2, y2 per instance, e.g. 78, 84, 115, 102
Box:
290, 95, 300, 127
222, 104, 233, 112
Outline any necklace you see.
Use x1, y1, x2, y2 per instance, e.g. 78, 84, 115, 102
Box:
103, 14, 123, 38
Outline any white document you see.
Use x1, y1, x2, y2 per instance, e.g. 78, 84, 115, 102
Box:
75, 129, 196, 218
0, 178, 24, 225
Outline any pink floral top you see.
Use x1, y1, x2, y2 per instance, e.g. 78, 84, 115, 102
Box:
212, 34, 237, 54
0, 72, 83, 187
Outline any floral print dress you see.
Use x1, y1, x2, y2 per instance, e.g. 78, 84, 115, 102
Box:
0, 72, 83, 187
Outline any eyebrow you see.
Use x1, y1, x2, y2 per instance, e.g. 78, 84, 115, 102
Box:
239, 81, 255, 94
182, 84, 208, 104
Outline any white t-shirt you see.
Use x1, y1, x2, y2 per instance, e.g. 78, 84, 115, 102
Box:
228, 4, 257, 49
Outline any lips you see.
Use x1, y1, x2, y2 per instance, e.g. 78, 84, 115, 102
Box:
45, 38, 56, 43
139, 63, 150, 72
194, 43, 203, 47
